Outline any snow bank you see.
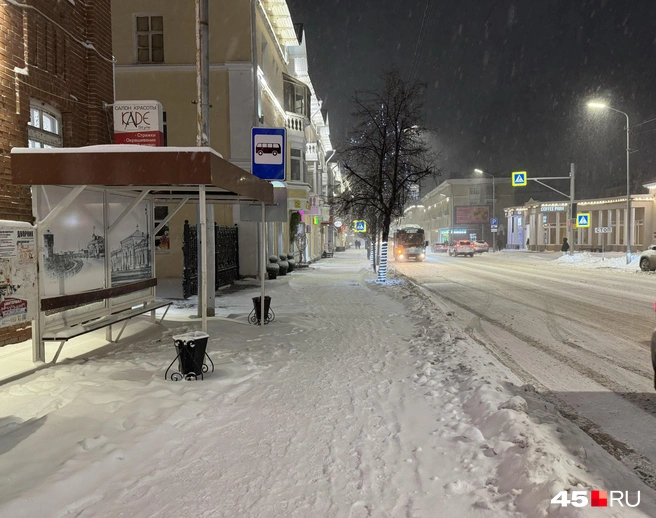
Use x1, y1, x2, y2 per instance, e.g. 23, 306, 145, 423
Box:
395, 279, 655, 516
554, 252, 640, 271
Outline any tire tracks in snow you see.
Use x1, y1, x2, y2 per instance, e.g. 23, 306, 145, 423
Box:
398, 273, 656, 491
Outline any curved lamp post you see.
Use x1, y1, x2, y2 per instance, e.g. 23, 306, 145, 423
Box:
587, 102, 631, 263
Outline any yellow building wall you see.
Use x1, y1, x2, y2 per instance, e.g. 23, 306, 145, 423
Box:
112, 0, 252, 66
156, 203, 234, 279
115, 69, 232, 156
255, 13, 286, 104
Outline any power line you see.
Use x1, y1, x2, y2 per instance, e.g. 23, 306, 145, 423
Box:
410, 0, 433, 81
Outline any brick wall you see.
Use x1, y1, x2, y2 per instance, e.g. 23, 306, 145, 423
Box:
0, 0, 114, 346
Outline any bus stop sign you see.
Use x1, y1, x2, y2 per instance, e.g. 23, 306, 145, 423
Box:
252, 127, 286, 181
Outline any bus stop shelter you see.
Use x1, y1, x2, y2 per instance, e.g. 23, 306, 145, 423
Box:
11, 145, 274, 362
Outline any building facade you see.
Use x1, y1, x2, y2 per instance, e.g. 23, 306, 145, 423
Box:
505, 194, 655, 252
403, 178, 515, 246
111, 0, 334, 280
0, 0, 114, 345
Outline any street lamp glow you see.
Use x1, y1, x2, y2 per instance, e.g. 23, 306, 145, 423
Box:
474, 168, 483, 174
585, 101, 632, 263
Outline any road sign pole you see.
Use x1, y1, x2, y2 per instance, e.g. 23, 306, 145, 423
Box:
569, 163, 575, 255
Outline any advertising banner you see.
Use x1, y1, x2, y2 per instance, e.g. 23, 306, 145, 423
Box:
113, 101, 164, 147
0, 221, 36, 329
455, 206, 490, 224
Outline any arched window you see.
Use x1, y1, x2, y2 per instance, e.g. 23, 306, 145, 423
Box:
28, 101, 63, 148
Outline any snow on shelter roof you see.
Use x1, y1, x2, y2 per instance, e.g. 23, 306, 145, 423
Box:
11, 145, 274, 204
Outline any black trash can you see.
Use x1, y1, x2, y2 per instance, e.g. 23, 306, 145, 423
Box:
172, 331, 209, 376
252, 296, 271, 324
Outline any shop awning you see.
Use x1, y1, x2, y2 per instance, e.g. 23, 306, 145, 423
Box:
11, 145, 274, 204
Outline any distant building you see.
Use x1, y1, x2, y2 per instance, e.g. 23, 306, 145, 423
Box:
111, 225, 151, 284
87, 227, 105, 259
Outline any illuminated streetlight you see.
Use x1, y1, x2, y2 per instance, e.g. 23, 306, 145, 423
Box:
587, 101, 631, 263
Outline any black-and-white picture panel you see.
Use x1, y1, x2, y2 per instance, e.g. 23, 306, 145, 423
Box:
108, 194, 153, 287
37, 186, 106, 297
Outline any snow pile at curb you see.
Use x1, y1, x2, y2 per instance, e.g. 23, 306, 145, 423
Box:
554, 252, 640, 271
390, 279, 653, 516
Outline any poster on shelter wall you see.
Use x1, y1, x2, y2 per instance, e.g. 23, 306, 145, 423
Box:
37, 187, 106, 297
108, 194, 153, 286
0, 222, 37, 329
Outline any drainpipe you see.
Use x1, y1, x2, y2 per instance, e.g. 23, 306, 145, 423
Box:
251, 0, 260, 128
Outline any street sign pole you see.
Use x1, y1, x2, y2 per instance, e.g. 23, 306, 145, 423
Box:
569, 163, 575, 255
511, 166, 576, 255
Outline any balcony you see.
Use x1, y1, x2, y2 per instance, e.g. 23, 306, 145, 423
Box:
286, 112, 307, 135
306, 142, 318, 162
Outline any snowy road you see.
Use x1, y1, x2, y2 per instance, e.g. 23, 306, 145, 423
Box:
2, 251, 656, 517
394, 252, 656, 487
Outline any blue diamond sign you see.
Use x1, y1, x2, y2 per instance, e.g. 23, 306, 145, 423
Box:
252, 127, 286, 181
512, 171, 527, 186
576, 213, 591, 228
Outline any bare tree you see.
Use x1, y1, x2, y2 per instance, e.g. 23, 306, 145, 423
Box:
333, 69, 441, 281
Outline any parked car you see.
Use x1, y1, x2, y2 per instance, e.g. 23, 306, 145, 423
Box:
432, 243, 449, 253
639, 245, 656, 271
448, 240, 475, 257
473, 240, 489, 254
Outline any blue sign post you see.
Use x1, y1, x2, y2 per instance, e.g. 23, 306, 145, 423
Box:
252, 127, 286, 181
491, 218, 499, 226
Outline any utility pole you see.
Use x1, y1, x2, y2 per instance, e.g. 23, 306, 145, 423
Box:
569, 163, 575, 255
195, 0, 214, 326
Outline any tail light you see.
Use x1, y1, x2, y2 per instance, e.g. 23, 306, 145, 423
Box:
456, 244, 460, 247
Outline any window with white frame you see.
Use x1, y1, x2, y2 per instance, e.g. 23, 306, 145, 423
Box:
28, 101, 62, 148
136, 15, 164, 64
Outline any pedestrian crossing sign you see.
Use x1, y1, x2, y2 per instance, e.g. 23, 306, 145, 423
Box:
512, 172, 527, 186
576, 213, 591, 228
354, 220, 367, 232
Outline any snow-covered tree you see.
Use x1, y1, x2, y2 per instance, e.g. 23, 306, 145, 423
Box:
333, 69, 441, 281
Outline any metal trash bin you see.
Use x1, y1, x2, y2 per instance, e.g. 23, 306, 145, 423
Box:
165, 331, 214, 380
250, 296, 274, 325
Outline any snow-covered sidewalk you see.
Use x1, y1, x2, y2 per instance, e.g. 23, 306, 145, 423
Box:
0, 250, 654, 517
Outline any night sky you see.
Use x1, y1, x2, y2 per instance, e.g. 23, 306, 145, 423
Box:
287, 0, 656, 201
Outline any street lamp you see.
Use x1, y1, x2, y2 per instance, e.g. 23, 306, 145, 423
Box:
587, 102, 631, 263
475, 168, 496, 251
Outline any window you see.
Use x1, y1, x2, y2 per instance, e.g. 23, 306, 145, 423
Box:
163, 111, 168, 146
154, 206, 170, 254
283, 74, 311, 116
28, 102, 62, 148
136, 15, 164, 63
291, 148, 303, 182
